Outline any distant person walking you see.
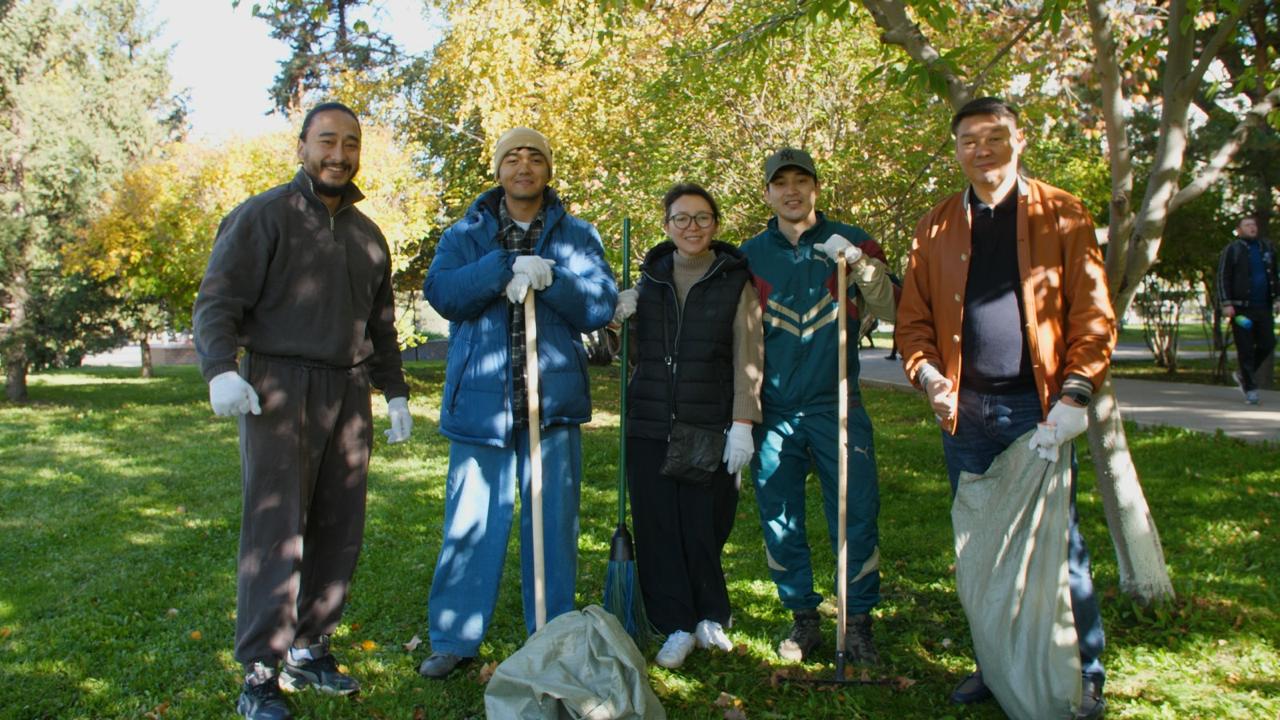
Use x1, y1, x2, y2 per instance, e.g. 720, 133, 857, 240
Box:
1217, 215, 1278, 405
193, 101, 413, 720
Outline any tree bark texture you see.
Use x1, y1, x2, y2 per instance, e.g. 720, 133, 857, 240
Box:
1086, 374, 1174, 601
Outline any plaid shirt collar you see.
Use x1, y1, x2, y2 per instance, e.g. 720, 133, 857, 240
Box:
497, 194, 546, 252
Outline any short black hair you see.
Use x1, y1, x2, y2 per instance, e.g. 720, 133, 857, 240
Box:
662, 182, 721, 224
299, 102, 360, 140
951, 96, 1020, 135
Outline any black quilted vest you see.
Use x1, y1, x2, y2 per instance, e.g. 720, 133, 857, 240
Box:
626, 241, 751, 441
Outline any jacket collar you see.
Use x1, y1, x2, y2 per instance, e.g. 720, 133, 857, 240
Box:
765, 211, 831, 247
291, 168, 364, 214
641, 240, 746, 280
963, 176, 1028, 213
476, 186, 564, 231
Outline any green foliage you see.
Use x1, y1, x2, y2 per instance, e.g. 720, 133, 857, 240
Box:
1, 364, 1278, 717
0, 0, 180, 398
66, 127, 439, 336
238, 0, 401, 114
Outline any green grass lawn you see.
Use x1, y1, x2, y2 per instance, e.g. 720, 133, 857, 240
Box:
2, 363, 1277, 719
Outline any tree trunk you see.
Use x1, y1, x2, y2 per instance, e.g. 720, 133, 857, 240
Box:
140, 336, 153, 378
1086, 374, 1174, 601
4, 350, 28, 402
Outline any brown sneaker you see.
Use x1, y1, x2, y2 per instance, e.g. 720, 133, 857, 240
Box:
777, 608, 822, 661
843, 613, 880, 665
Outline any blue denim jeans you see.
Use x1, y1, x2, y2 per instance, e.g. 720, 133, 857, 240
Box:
940, 388, 1105, 684
427, 425, 582, 656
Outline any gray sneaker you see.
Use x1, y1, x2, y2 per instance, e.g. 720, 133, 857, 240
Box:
237, 663, 293, 720
280, 652, 360, 695
1246, 390, 1260, 405
419, 651, 471, 679
843, 613, 880, 665
777, 608, 822, 661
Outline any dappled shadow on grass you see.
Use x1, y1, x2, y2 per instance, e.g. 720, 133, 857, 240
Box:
2, 362, 1278, 718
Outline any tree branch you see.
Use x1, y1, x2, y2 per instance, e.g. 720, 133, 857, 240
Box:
1171, 84, 1280, 213
860, 0, 969, 109
1184, 0, 1256, 96
1086, 0, 1134, 289
967, 5, 1048, 95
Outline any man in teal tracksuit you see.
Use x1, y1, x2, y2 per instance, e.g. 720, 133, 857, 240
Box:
740, 148, 896, 665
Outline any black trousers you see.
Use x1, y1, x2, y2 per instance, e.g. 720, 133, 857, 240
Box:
626, 436, 737, 635
1233, 309, 1275, 392
233, 353, 373, 668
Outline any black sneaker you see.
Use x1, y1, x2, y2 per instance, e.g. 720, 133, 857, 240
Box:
843, 613, 880, 665
280, 652, 360, 696
237, 665, 292, 720
777, 608, 822, 661
1077, 676, 1106, 719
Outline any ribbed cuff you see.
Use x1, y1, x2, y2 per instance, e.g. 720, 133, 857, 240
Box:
1061, 373, 1094, 403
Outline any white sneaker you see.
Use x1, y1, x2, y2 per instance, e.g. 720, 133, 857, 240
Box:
695, 619, 733, 652
655, 630, 696, 669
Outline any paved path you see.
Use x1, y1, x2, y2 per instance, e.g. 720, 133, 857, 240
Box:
857, 347, 1280, 444
85, 342, 1280, 444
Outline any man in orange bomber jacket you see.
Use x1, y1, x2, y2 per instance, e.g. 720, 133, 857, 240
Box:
896, 97, 1116, 720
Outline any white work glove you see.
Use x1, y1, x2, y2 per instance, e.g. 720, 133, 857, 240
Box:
815, 234, 864, 265
722, 422, 755, 475
512, 255, 557, 291
916, 364, 956, 423
385, 396, 412, 444
613, 288, 638, 324
1028, 401, 1089, 461
505, 274, 532, 304
208, 370, 261, 417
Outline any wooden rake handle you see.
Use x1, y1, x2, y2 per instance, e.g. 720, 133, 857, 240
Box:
836, 254, 848, 657
524, 290, 547, 630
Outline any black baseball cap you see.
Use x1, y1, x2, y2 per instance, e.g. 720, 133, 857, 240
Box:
764, 148, 818, 184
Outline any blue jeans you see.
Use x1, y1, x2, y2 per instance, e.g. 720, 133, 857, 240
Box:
940, 388, 1105, 684
427, 425, 582, 656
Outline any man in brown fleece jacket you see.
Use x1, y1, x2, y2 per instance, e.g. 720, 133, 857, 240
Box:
192, 102, 411, 720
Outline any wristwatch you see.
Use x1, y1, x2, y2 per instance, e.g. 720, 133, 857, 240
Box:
1062, 389, 1090, 407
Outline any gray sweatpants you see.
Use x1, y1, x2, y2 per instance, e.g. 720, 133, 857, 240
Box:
233, 353, 373, 669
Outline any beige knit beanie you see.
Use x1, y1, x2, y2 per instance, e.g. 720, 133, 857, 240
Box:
492, 127, 553, 177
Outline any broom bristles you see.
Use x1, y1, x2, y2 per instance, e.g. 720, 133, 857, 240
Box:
604, 558, 657, 646
604, 524, 658, 646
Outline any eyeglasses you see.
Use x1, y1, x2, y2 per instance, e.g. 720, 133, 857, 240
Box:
667, 212, 715, 229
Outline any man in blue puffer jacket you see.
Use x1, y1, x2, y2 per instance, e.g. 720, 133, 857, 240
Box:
418, 128, 617, 679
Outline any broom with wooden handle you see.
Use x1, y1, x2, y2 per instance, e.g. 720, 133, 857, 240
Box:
603, 218, 655, 644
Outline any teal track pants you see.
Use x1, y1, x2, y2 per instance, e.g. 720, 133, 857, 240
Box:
751, 407, 881, 614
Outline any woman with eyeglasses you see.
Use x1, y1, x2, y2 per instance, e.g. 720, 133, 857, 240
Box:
612, 182, 763, 669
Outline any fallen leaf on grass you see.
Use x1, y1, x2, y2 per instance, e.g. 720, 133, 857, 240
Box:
143, 701, 169, 718
189, 630, 202, 641
476, 660, 499, 684
0, 627, 11, 639
714, 691, 741, 708
361, 639, 377, 651
403, 634, 423, 652
891, 675, 917, 691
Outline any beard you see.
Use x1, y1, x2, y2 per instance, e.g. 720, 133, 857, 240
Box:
307, 163, 358, 197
